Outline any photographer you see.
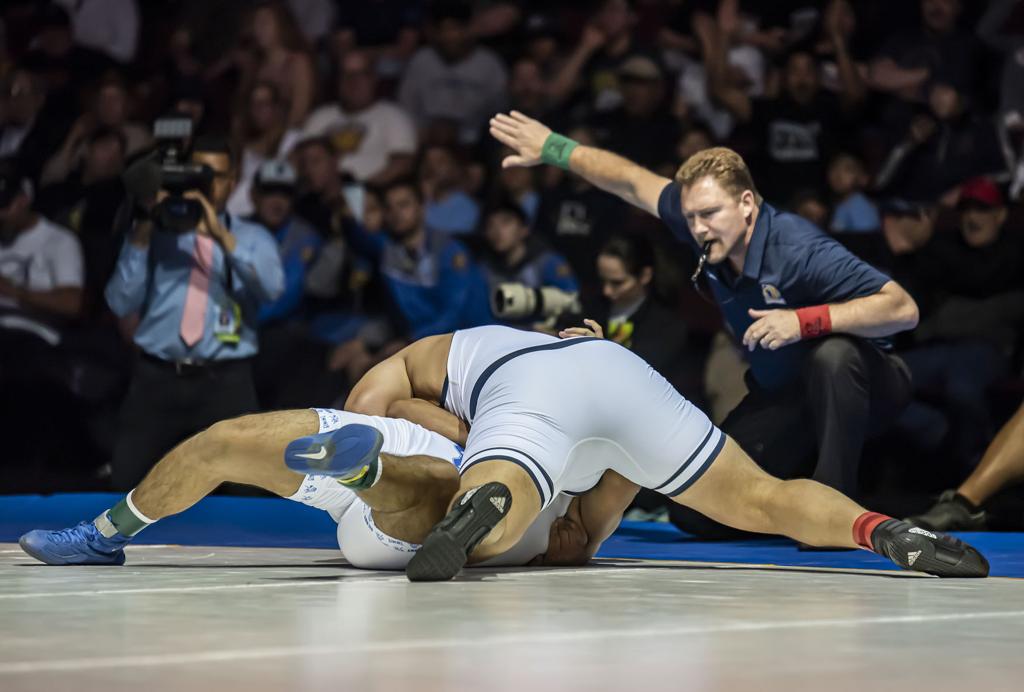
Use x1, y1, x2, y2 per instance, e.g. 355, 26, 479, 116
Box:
480, 201, 578, 325
104, 135, 284, 489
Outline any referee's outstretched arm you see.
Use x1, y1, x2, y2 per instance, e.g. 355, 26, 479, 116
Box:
490, 111, 670, 218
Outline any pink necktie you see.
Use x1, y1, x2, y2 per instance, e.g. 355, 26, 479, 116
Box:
179, 234, 215, 347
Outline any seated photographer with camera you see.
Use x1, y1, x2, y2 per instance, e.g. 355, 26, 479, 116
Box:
481, 200, 578, 327
104, 133, 284, 489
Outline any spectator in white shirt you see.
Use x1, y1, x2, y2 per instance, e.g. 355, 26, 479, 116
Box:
301, 49, 416, 185
397, 1, 507, 145
53, 0, 139, 64
0, 160, 84, 347
228, 81, 301, 217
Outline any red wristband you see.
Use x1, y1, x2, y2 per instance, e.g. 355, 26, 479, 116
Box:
796, 305, 832, 340
852, 511, 890, 551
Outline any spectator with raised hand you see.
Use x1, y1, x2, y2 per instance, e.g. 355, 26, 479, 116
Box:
547, 0, 641, 114
700, 9, 857, 203
40, 74, 151, 186
35, 127, 127, 319
676, 9, 765, 143
397, 1, 507, 146
868, 0, 978, 117
874, 81, 1015, 203
419, 143, 480, 237
326, 178, 492, 381
302, 49, 417, 186
227, 81, 301, 218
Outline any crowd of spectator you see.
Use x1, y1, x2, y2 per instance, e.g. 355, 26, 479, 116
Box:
0, 0, 1021, 524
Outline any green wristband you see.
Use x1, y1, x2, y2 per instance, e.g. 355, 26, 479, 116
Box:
540, 132, 579, 170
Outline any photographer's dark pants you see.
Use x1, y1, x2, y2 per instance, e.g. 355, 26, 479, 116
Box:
110, 354, 258, 490
670, 336, 912, 538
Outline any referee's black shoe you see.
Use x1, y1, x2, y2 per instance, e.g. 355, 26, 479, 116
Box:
406, 482, 513, 582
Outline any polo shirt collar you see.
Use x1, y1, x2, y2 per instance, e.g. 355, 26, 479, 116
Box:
742, 202, 773, 280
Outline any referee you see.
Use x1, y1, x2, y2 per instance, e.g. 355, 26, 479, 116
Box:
104, 137, 284, 489
491, 112, 917, 526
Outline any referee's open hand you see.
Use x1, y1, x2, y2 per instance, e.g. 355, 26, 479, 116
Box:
743, 308, 801, 351
489, 111, 551, 168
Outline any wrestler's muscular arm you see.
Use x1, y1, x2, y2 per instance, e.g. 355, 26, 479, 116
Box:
489, 111, 670, 218
346, 333, 468, 445
387, 398, 469, 447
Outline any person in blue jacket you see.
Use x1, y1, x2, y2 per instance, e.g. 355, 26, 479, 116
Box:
351, 178, 492, 342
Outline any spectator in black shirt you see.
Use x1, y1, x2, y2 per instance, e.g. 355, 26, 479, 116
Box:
547, 0, 643, 115
874, 82, 1015, 202
587, 55, 681, 175
535, 126, 630, 296
893, 178, 1024, 472
35, 127, 127, 320
0, 69, 64, 185
702, 11, 863, 202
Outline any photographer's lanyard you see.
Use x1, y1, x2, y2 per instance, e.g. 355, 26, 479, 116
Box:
212, 214, 242, 345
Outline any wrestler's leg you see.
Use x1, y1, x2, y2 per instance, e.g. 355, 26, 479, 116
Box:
406, 459, 543, 581
673, 436, 988, 577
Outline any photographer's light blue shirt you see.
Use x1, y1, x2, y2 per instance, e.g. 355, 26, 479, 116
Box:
105, 214, 285, 362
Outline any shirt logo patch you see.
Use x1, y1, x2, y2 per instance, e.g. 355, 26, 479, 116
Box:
761, 283, 787, 305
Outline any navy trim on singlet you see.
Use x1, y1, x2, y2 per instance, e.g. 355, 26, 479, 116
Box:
652, 425, 716, 492
439, 375, 449, 408
461, 446, 555, 500
665, 431, 726, 497
467, 337, 599, 420
461, 454, 548, 506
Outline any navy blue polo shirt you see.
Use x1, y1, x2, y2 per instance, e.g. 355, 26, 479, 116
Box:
658, 181, 891, 390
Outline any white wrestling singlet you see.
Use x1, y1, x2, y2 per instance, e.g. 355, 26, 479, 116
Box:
286, 408, 570, 569
442, 326, 726, 509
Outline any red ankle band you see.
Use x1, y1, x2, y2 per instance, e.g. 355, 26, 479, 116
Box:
852, 512, 890, 550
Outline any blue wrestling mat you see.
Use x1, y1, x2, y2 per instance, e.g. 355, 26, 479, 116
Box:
3, 493, 1023, 577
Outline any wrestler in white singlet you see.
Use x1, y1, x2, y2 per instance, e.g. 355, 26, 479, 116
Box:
443, 326, 726, 508
286, 408, 570, 569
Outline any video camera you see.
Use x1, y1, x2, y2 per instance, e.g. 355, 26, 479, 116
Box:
122, 115, 214, 233
491, 283, 581, 322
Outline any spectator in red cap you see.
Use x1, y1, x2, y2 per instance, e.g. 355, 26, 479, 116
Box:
892, 177, 1024, 489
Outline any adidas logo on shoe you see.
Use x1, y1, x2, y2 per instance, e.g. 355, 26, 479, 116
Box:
907, 550, 922, 566
490, 496, 507, 513
909, 527, 937, 539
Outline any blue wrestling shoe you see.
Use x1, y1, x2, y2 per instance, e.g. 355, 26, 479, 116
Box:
284, 423, 384, 480
19, 522, 130, 565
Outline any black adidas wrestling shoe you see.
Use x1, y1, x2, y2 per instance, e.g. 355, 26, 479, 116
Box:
869, 516, 989, 578
406, 482, 513, 582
